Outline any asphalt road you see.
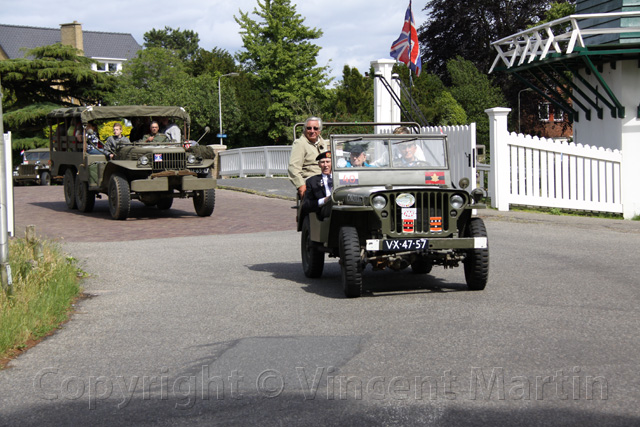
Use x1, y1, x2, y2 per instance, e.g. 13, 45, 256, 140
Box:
1, 183, 639, 426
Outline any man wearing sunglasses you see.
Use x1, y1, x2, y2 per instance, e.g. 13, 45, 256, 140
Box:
288, 117, 328, 198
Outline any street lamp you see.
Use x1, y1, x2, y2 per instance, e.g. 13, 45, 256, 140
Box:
518, 87, 533, 134
218, 72, 239, 145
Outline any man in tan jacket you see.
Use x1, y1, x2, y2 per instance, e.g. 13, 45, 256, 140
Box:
288, 117, 328, 198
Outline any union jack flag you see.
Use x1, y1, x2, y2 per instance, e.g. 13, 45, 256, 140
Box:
390, 1, 422, 76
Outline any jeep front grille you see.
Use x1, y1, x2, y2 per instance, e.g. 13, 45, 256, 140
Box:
18, 165, 36, 175
152, 152, 186, 171
388, 191, 452, 236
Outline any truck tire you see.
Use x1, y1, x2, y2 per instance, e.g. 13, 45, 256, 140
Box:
157, 197, 173, 210
63, 169, 77, 210
193, 188, 215, 217
301, 216, 324, 278
75, 178, 95, 213
108, 174, 130, 220
463, 218, 489, 290
339, 226, 363, 298
40, 171, 51, 186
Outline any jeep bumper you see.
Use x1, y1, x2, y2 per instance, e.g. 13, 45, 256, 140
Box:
366, 237, 487, 251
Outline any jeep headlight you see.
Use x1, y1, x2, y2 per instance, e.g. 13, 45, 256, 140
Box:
139, 155, 149, 166
372, 195, 387, 210
187, 154, 196, 164
450, 194, 465, 209
471, 188, 486, 203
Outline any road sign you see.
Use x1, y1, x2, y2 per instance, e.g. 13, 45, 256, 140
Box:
216, 134, 227, 138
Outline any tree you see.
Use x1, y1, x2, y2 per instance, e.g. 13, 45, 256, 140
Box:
235, 0, 330, 143
0, 43, 115, 149
418, 0, 573, 78
105, 47, 241, 145
143, 27, 201, 62
391, 64, 467, 127
331, 65, 373, 120
446, 57, 506, 148
191, 47, 237, 77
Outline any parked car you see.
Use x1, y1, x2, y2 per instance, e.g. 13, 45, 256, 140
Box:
46, 106, 216, 220
13, 148, 55, 186
298, 132, 489, 298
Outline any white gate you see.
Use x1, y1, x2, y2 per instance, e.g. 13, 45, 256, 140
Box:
422, 124, 478, 190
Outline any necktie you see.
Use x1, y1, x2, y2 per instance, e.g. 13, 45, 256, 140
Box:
327, 176, 333, 191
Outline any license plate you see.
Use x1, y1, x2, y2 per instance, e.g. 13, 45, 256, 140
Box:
382, 238, 428, 251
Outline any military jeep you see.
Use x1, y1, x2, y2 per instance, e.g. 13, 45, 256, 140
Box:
47, 106, 216, 220
298, 133, 489, 298
13, 148, 55, 186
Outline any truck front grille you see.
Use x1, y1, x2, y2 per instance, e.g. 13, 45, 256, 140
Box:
152, 152, 186, 171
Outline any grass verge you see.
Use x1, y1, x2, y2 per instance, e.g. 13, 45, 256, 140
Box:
0, 238, 83, 369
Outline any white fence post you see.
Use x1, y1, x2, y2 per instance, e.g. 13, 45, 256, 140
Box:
486, 107, 512, 211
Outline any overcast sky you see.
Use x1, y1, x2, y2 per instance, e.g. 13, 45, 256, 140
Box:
1, 0, 428, 84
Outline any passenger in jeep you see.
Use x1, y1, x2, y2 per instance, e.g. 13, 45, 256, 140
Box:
302, 151, 333, 219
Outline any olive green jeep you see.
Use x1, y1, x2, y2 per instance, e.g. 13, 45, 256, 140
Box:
47, 106, 216, 220
13, 148, 55, 186
298, 133, 489, 298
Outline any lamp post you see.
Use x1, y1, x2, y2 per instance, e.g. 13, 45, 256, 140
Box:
218, 72, 239, 145
518, 88, 533, 134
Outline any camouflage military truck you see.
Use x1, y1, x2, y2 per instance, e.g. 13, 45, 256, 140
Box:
47, 106, 216, 220
298, 132, 489, 298
13, 148, 55, 186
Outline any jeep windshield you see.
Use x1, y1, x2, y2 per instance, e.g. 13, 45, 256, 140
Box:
332, 135, 447, 170
24, 151, 50, 163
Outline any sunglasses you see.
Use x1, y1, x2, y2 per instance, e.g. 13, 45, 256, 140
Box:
306, 126, 320, 131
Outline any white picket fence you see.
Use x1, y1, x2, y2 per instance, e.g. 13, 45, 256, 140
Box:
488, 109, 623, 214
219, 146, 291, 177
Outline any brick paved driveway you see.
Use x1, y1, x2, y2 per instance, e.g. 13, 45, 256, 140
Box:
12, 186, 296, 242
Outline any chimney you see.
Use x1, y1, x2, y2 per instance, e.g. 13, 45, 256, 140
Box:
60, 21, 84, 55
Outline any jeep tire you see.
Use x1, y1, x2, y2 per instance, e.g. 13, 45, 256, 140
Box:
463, 218, 489, 290
301, 216, 324, 278
339, 226, 363, 298
411, 257, 433, 274
109, 174, 131, 220
40, 171, 51, 186
63, 169, 77, 210
75, 178, 95, 213
193, 188, 215, 217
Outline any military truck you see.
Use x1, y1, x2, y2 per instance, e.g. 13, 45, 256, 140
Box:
298, 132, 489, 298
13, 148, 54, 186
46, 106, 216, 220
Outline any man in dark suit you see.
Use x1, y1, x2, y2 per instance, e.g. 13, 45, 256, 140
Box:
302, 151, 332, 219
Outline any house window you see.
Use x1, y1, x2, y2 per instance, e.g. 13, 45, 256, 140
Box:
553, 108, 564, 122
96, 62, 106, 72
108, 63, 118, 73
538, 103, 550, 122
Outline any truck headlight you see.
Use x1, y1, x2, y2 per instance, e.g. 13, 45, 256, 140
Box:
450, 194, 465, 209
139, 155, 149, 166
187, 154, 196, 164
372, 195, 387, 210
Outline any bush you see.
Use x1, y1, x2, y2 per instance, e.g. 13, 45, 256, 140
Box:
0, 239, 82, 364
